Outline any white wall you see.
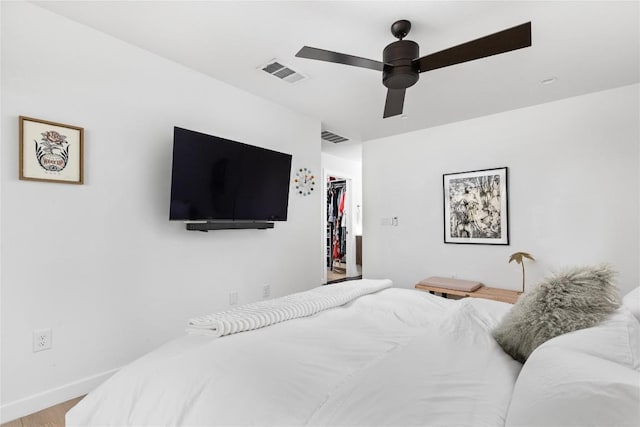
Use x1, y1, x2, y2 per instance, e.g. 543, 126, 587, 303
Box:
0, 1, 322, 421
363, 84, 639, 295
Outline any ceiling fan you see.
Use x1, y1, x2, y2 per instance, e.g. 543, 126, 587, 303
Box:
296, 20, 531, 118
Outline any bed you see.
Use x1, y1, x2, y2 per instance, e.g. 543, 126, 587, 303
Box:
66, 277, 640, 426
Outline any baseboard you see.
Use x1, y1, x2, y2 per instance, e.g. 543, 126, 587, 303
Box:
326, 274, 363, 285
0, 368, 119, 424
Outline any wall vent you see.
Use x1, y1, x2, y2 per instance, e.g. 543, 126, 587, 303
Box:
321, 130, 349, 144
260, 60, 306, 83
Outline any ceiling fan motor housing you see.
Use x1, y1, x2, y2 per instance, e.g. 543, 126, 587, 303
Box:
382, 40, 419, 89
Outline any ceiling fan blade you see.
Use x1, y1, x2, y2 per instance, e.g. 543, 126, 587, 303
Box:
383, 89, 406, 118
416, 22, 531, 73
296, 46, 384, 71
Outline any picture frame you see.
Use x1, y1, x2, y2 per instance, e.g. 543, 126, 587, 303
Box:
443, 167, 509, 245
19, 116, 84, 184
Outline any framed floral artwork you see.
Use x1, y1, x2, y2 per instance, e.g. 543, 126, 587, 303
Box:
443, 167, 509, 245
19, 116, 84, 184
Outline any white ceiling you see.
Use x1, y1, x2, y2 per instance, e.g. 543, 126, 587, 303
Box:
33, 1, 639, 160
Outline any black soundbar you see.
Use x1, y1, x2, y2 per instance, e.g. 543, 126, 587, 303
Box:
185, 221, 275, 232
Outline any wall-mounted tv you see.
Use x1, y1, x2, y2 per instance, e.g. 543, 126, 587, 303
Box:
169, 127, 292, 228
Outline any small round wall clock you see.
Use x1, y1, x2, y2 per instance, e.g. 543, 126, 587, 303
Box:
294, 168, 315, 196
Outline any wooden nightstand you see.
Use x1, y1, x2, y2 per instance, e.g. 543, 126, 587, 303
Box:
414, 283, 521, 304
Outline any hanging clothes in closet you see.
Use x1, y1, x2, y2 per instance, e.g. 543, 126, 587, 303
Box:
326, 180, 347, 271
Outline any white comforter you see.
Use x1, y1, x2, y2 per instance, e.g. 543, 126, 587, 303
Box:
67, 285, 521, 426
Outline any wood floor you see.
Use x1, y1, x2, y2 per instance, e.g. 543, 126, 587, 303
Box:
1, 396, 84, 427
327, 268, 346, 282
327, 264, 362, 283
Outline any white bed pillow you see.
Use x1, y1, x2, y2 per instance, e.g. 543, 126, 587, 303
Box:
540, 307, 640, 370
506, 310, 640, 426
505, 346, 640, 427
623, 286, 640, 322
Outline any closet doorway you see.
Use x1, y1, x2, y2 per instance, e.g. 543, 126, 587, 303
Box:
323, 171, 361, 284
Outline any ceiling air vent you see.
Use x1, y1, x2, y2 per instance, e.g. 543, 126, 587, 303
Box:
260, 60, 306, 83
321, 130, 349, 144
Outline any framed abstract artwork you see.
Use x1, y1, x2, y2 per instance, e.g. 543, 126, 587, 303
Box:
19, 116, 84, 184
443, 167, 509, 245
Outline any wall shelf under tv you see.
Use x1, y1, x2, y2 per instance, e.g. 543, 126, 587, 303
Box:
185, 222, 275, 232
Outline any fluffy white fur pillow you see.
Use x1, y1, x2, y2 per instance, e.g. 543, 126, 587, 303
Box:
493, 264, 620, 362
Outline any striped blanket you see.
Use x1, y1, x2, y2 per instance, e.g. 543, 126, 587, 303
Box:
186, 278, 393, 337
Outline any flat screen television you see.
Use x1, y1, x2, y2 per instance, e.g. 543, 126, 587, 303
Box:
169, 127, 292, 224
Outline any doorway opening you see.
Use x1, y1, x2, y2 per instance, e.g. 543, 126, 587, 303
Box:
325, 174, 362, 284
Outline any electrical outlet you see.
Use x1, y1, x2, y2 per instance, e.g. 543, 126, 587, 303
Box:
229, 292, 238, 305
262, 284, 270, 299
33, 328, 52, 352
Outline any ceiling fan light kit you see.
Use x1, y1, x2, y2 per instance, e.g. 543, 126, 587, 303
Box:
383, 40, 420, 89
296, 19, 532, 119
